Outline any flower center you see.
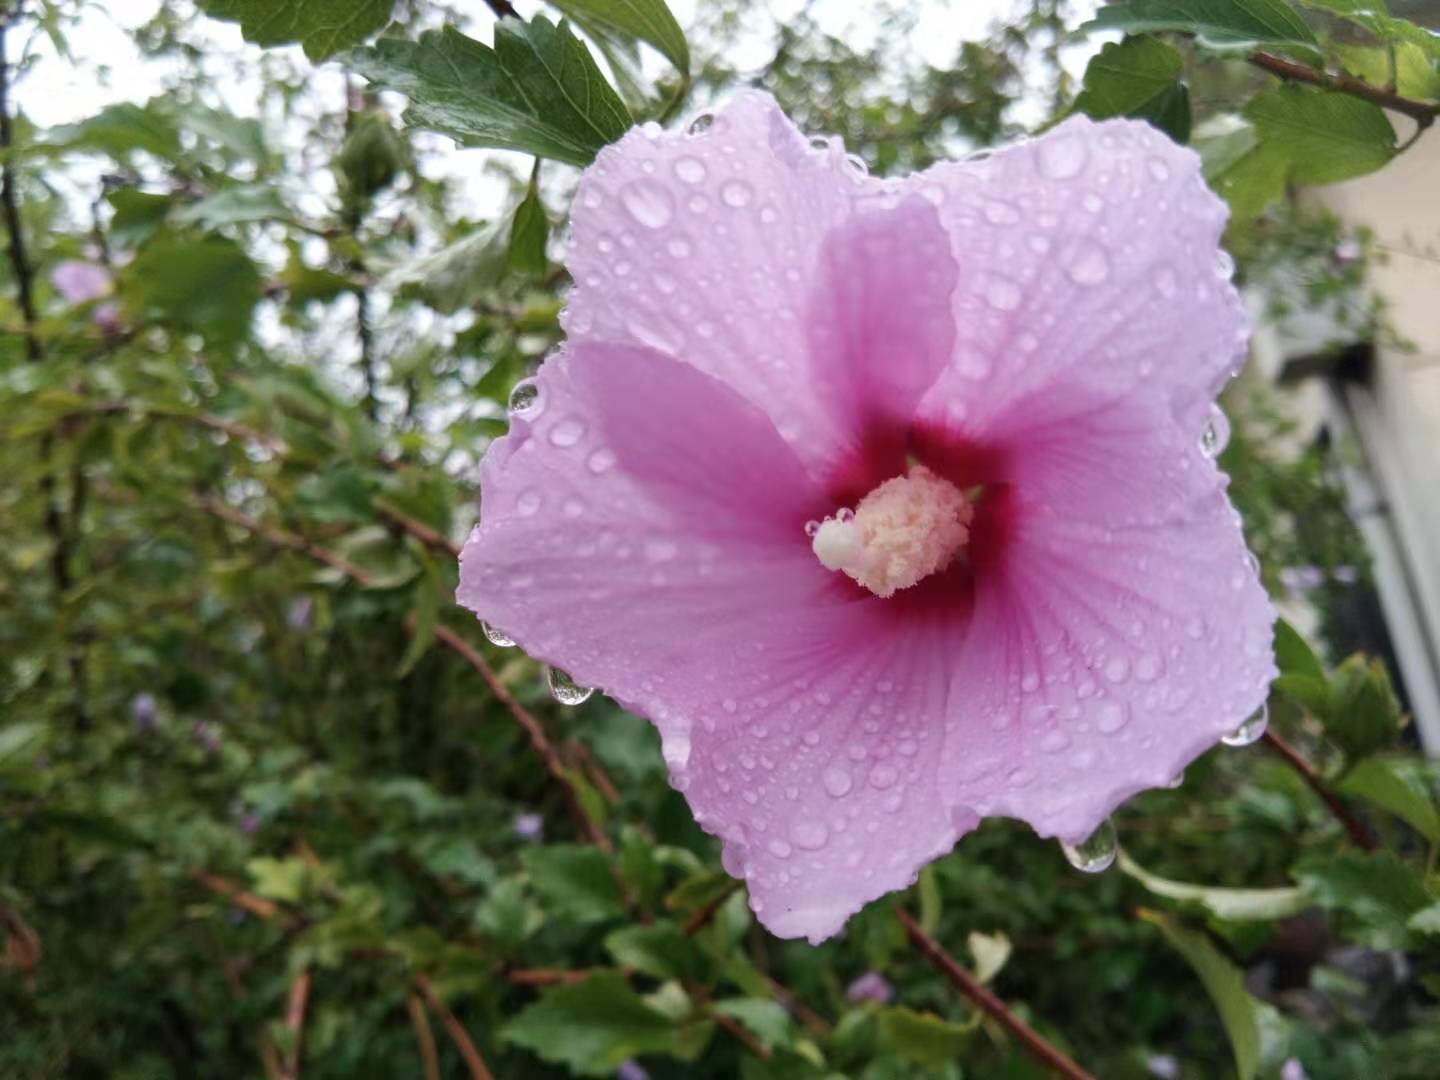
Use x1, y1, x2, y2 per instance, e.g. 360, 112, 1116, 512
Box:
809, 465, 973, 598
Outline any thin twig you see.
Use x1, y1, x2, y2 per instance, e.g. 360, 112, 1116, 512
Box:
684, 880, 741, 936
0, 16, 37, 363
895, 907, 1096, 1080
1261, 729, 1377, 851
413, 975, 496, 1080
506, 967, 596, 986
406, 993, 442, 1080
280, 970, 312, 1080
1249, 51, 1440, 132
189, 869, 301, 928
375, 497, 462, 558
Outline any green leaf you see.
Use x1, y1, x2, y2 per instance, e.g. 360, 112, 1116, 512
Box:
0, 721, 47, 763
508, 180, 550, 276
337, 111, 408, 203
1409, 902, 1440, 935
1294, 851, 1430, 948
1339, 758, 1440, 841
604, 921, 704, 981
1081, 0, 1322, 59
547, 0, 690, 74
711, 998, 794, 1051
1335, 42, 1440, 101
107, 189, 173, 248
1244, 85, 1396, 186
46, 102, 182, 161
1141, 911, 1290, 1080
342, 19, 631, 167
475, 877, 543, 947
520, 844, 625, 923
122, 235, 262, 346
1120, 852, 1309, 920
1274, 618, 1325, 681
384, 221, 511, 314
1198, 121, 1290, 221
502, 973, 683, 1077
174, 184, 291, 231
1323, 655, 1404, 758
194, 0, 396, 60
246, 856, 308, 903
1300, 1, 1440, 60
1071, 37, 1192, 142
875, 1006, 975, 1068
395, 553, 439, 677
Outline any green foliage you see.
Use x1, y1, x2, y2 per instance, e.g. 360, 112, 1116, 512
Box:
342, 19, 632, 166
1070, 36, 1192, 141
5, 0, 1440, 1077
195, 0, 396, 59
1082, 0, 1323, 59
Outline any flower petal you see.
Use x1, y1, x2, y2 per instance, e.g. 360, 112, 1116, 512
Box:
563, 91, 901, 475
909, 115, 1246, 445
939, 390, 1276, 843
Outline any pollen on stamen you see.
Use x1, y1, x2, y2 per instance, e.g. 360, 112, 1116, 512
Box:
810, 465, 973, 598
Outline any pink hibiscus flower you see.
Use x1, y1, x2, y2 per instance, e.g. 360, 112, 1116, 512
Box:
458, 93, 1275, 942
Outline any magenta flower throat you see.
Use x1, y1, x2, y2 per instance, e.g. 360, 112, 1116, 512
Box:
458, 93, 1276, 943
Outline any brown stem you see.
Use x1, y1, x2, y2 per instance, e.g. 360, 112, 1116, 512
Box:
895, 907, 1096, 1080
280, 970, 312, 1080
1261, 729, 1377, 850
1249, 51, 1440, 132
506, 967, 596, 986
375, 497, 461, 557
683, 880, 741, 936
193, 494, 376, 585
413, 975, 496, 1080
189, 869, 301, 929
406, 993, 442, 1080
0, 16, 37, 362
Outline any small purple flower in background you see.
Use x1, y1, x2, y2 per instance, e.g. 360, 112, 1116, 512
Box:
287, 596, 314, 630
1145, 1055, 1180, 1079
460, 94, 1275, 941
1280, 1059, 1310, 1080
192, 721, 221, 753
615, 1061, 649, 1080
845, 971, 894, 1004
93, 301, 124, 336
512, 812, 544, 841
51, 259, 112, 304
131, 692, 158, 731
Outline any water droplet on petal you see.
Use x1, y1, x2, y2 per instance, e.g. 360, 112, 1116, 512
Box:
586, 448, 616, 474
1037, 133, 1086, 179
546, 666, 594, 706
508, 381, 541, 414
1067, 242, 1110, 286
687, 113, 714, 135
984, 276, 1022, 311
792, 822, 829, 850
1200, 404, 1231, 458
822, 766, 853, 797
549, 418, 586, 448
1096, 700, 1129, 734
767, 838, 793, 859
674, 156, 706, 184
720, 179, 753, 208
621, 179, 675, 229
1147, 156, 1171, 181
1222, 703, 1268, 747
482, 622, 515, 647
515, 489, 542, 517
1061, 818, 1118, 873
1166, 770, 1185, 789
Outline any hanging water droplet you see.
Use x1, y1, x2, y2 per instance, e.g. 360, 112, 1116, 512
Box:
1166, 770, 1185, 789
508, 381, 541, 414
1222, 702, 1268, 747
804, 520, 821, 538
546, 666, 594, 706
687, 113, 714, 135
482, 622, 515, 647
1200, 404, 1231, 458
1061, 818, 1118, 873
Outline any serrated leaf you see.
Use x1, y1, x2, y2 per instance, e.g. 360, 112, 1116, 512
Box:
1339, 758, 1440, 841
122, 235, 262, 346
174, 184, 290, 231
520, 844, 624, 923
1294, 851, 1430, 948
195, 0, 395, 60
604, 921, 704, 981
342, 19, 631, 167
508, 181, 549, 275
1198, 121, 1290, 220
547, 0, 690, 74
1072, 37, 1193, 141
1300, 1, 1440, 60
1244, 85, 1396, 186
1120, 852, 1308, 920
1081, 0, 1322, 60
501, 973, 681, 1077
875, 1006, 975, 1068
1335, 42, 1440, 100
1141, 911, 1290, 1080
107, 189, 173, 248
